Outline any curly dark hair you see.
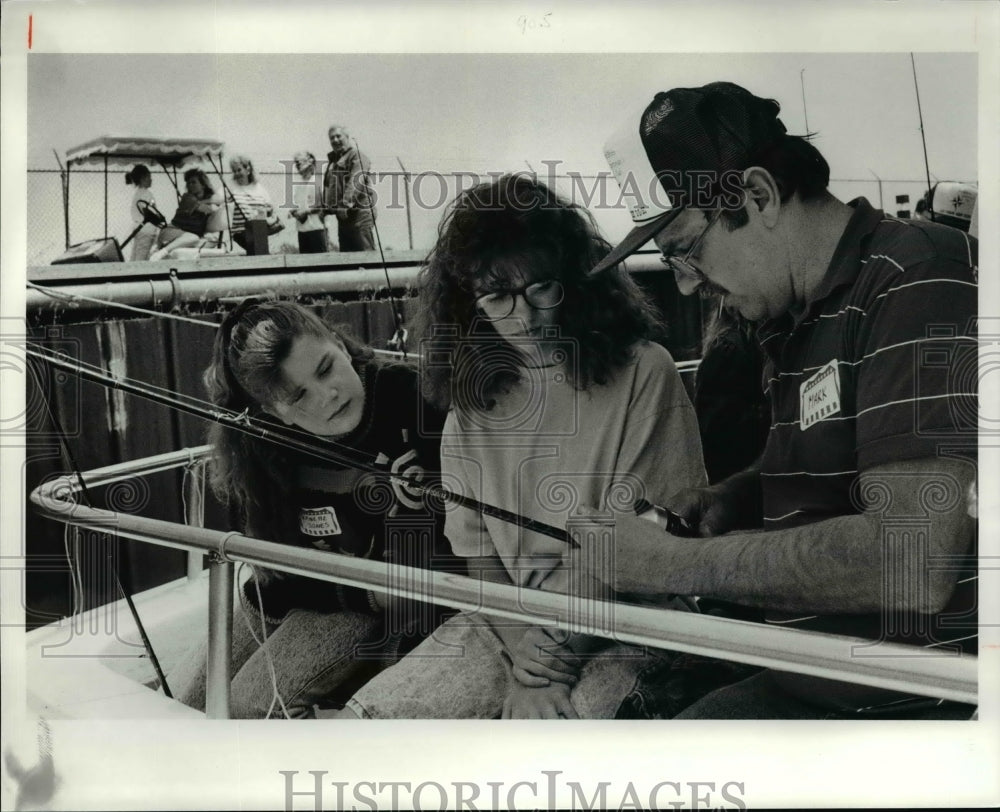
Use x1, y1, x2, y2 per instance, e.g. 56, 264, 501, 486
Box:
183, 167, 216, 199
415, 173, 663, 412
204, 298, 374, 539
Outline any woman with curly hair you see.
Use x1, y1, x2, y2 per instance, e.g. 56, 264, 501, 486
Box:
339, 174, 707, 719
169, 298, 454, 718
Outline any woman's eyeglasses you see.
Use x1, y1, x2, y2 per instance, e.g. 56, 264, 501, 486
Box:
659, 208, 723, 286
474, 279, 565, 321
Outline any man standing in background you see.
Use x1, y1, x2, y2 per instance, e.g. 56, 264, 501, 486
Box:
323, 124, 376, 251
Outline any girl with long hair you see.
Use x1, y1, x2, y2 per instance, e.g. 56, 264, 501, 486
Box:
341, 174, 707, 719
170, 299, 452, 717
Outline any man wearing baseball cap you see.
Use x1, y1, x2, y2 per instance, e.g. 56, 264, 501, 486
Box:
576, 82, 979, 718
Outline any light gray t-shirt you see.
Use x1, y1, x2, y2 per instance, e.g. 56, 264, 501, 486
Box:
442, 340, 706, 588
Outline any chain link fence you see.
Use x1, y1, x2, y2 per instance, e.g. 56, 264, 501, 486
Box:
29, 166, 420, 265
27, 164, 954, 268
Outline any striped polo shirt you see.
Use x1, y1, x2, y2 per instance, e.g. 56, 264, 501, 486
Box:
228, 182, 271, 234
756, 198, 978, 661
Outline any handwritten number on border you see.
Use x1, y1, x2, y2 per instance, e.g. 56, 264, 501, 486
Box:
517, 12, 552, 34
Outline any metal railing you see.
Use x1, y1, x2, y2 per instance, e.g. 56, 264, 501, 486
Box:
25, 252, 669, 312
29, 446, 978, 718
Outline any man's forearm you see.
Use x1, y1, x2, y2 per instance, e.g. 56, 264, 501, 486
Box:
652, 513, 883, 612
612, 456, 976, 616
617, 506, 971, 615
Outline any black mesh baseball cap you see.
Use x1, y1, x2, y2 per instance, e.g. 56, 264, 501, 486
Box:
591, 82, 787, 275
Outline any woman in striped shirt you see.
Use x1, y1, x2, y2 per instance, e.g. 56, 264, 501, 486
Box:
227, 154, 275, 252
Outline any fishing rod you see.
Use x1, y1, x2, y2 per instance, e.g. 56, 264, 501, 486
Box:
348, 136, 408, 358
29, 354, 174, 697
26, 343, 581, 547
27, 282, 416, 363
910, 52, 935, 222
799, 68, 810, 134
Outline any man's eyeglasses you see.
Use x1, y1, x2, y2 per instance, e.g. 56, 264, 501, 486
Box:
659, 208, 723, 286
474, 279, 565, 321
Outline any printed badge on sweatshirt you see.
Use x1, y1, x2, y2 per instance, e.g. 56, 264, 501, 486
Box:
800, 359, 841, 430
299, 506, 343, 547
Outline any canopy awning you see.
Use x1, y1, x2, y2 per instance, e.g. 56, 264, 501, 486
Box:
66, 136, 225, 168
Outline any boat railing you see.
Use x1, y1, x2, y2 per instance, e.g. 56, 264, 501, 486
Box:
26, 252, 670, 312
28, 446, 978, 719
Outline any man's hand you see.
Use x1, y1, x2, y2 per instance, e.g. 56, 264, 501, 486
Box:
664, 468, 762, 537
502, 682, 578, 719
572, 456, 976, 614
567, 511, 681, 597
335, 206, 349, 221
508, 626, 580, 688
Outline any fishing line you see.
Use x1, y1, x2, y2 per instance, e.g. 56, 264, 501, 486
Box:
228, 562, 291, 719
351, 137, 408, 360
28, 282, 411, 359
27, 343, 579, 547
26, 353, 173, 698
27, 281, 218, 329
62, 524, 84, 616
179, 456, 206, 530
248, 566, 292, 720
28, 343, 390, 472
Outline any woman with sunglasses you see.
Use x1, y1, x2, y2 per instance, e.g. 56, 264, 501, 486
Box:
338, 174, 707, 719
169, 298, 455, 718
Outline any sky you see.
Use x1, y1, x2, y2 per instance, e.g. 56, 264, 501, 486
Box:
27, 51, 977, 181
23, 50, 980, 260
3, 2, 1000, 810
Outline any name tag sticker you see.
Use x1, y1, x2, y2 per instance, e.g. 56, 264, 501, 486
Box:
300, 506, 342, 537
800, 360, 841, 430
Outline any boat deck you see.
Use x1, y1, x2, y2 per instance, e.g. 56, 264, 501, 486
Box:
26, 571, 214, 719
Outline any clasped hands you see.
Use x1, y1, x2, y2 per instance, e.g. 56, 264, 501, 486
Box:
501, 625, 581, 719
